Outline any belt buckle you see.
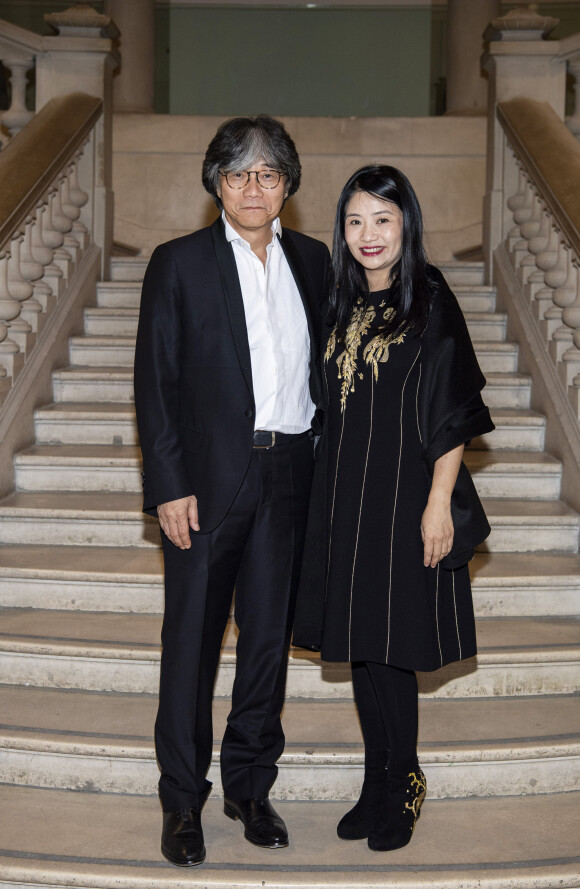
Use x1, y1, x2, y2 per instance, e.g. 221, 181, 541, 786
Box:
254, 430, 275, 449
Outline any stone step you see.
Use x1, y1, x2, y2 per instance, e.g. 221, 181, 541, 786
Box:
96, 280, 498, 315
107, 257, 487, 287
0, 610, 578, 698
481, 498, 580, 553
109, 254, 148, 281
441, 260, 486, 286
11, 445, 561, 500
465, 450, 561, 501
471, 341, 518, 374
97, 280, 141, 308
52, 367, 134, 403
83, 307, 509, 342
0, 686, 577, 799
52, 366, 530, 409
464, 312, 506, 342
0, 491, 575, 551
67, 332, 518, 374
0, 491, 158, 547
69, 335, 135, 367
83, 306, 138, 336
14, 444, 142, 493
34, 402, 139, 446
32, 402, 545, 451
1, 785, 578, 889
1, 547, 579, 618
475, 408, 545, 452
452, 285, 496, 313
482, 372, 531, 409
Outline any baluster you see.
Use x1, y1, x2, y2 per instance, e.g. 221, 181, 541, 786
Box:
42, 187, 72, 283
59, 170, 82, 262
7, 233, 35, 356
516, 192, 543, 284
18, 219, 44, 336
520, 205, 552, 296
0, 57, 34, 138
506, 165, 529, 245
533, 225, 560, 321
539, 238, 570, 344
507, 177, 535, 270
31, 201, 60, 306
549, 250, 580, 372
66, 157, 90, 251
0, 251, 24, 382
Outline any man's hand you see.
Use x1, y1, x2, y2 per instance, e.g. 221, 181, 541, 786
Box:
158, 495, 200, 549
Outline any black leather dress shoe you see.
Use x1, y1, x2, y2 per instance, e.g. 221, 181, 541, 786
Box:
224, 797, 289, 848
161, 809, 206, 866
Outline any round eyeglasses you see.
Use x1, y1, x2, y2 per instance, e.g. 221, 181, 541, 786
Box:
220, 169, 285, 189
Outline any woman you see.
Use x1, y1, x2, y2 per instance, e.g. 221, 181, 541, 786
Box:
294, 165, 494, 851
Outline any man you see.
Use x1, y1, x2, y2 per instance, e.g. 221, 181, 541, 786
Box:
134, 115, 330, 867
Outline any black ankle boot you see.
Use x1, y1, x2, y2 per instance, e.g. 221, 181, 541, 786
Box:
337, 758, 388, 840
368, 765, 426, 851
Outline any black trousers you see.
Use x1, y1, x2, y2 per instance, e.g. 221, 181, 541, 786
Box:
155, 435, 314, 812
351, 660, 419, 773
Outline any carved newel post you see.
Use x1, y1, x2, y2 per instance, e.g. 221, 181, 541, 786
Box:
481, 6, 565, 282
35, 4, 119, 278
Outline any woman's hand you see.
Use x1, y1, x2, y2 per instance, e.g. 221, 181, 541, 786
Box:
421, 444, 464, 568
421, 495, 454, 568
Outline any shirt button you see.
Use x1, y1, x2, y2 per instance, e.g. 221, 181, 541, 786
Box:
245, 408, 253, 418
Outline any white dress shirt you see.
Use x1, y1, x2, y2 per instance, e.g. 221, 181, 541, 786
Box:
223, 212, 315, 433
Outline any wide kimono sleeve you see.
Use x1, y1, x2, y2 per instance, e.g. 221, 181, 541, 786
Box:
133, 243, 195, 516
419, 268, 495, 568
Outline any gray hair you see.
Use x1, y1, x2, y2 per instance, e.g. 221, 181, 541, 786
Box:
202, 115, 301, 209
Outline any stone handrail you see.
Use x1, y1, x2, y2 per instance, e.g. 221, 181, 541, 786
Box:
0, 92, 102, 402
496, 96, 580, 419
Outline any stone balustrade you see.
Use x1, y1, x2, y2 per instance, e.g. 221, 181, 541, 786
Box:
0, 93, 102, 404
0, 20, 42, 141
497, 98, 580, 421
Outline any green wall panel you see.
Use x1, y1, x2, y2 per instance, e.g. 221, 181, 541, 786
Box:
169, 8, 432, 117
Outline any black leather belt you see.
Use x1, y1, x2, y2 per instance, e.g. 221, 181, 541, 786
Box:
253, 429, 311, 449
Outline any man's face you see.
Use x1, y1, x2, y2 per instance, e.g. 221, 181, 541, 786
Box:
217, 158, 288, 239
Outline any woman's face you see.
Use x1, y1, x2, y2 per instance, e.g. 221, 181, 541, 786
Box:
344, 191, 403, 290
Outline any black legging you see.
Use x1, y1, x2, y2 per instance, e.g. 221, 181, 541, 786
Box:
351, 660, 418, 774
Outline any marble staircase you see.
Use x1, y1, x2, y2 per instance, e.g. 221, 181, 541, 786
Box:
0, 257, 579, 889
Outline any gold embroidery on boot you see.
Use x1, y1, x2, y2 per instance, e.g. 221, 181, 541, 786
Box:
404, 770, 427, 832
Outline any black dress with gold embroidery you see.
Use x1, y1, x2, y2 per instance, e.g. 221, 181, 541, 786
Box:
320, 289, 477, 671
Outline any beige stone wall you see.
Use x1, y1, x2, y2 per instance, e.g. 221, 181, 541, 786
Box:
112, 114, 486, 263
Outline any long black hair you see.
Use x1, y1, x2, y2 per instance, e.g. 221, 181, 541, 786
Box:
331, 165, 433, 339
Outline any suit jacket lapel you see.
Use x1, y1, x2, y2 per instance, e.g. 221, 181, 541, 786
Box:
210, 217, 254, 399
278, 230, 319, 366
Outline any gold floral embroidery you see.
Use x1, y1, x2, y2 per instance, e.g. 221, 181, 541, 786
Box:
326, 304, 375, 411
364, 308, 407, 382
325, 303, 407, 411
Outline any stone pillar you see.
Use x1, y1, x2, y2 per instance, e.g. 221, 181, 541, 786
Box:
446, 0, 500, 114
36, 4, 120, 278
481, 6, 565, 281
103, 0, 154, 112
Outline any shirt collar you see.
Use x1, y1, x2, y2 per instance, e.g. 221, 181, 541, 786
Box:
222, 211, 282, 246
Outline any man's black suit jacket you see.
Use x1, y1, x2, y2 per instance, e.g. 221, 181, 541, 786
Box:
134, 216, 330, 533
